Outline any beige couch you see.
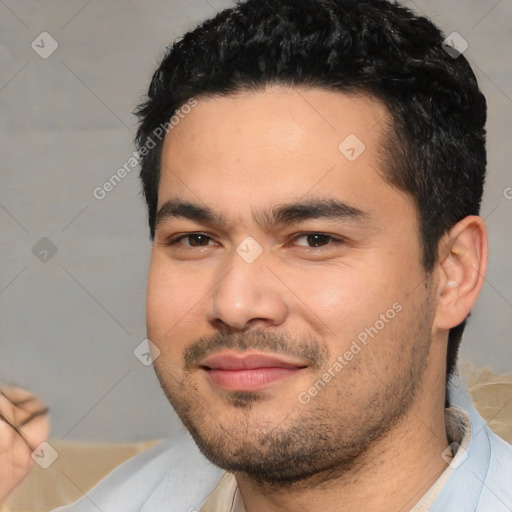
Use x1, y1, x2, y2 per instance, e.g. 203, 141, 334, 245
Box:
3, 366, 512, 512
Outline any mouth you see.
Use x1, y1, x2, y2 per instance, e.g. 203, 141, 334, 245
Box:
199, 351, 308, 391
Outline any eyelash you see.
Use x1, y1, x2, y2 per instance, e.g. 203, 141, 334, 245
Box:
167, 232, 345, 249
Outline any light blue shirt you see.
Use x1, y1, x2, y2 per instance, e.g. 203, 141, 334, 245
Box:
54, 374, 512, 512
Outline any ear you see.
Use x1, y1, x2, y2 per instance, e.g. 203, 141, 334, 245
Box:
432, 215, 488, 333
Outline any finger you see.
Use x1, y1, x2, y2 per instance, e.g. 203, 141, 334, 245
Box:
18, 407, 49, 427
19, 408, 50, 454
1, 388, 48, 431
0, 411, 34, 451
0, 388, 50, 453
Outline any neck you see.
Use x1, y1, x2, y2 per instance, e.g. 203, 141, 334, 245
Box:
236, 391, 449, 512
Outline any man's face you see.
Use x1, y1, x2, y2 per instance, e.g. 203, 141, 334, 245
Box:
146, 86, 437, 484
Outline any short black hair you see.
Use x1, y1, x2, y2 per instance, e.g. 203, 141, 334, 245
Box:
135, 0, 487, 382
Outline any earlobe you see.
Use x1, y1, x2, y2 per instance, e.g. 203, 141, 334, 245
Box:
433, 215, 488, 332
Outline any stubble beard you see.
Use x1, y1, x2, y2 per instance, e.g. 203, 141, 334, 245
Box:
153, 300, 434, 488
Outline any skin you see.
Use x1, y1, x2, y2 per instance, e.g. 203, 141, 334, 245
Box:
147, 86, 487, 512
0, 388, 49, 500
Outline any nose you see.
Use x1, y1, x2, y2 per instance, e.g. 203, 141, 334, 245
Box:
205, 249, 289, 331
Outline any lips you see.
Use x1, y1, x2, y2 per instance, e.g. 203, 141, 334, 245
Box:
199, 351, 307, 391
201, 352, 306, 370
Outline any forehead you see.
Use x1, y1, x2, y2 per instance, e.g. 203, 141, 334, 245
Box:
161, 86, 389, 161
158, 86, 400, 218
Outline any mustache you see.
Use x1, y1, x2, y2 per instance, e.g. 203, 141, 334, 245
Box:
183, 330, 328, 372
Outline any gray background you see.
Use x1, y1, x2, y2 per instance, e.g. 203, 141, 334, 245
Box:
0, 0, 511, 442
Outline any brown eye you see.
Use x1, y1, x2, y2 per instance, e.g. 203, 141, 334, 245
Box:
187, 234, 211, 246
170, 233, 214, 247
294, 233, 337, 248
306, 234, 332, 247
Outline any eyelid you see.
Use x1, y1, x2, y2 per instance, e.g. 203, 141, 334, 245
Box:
287, 232, 347, 248
164, 231, 346, 249
167, 232, 217, 246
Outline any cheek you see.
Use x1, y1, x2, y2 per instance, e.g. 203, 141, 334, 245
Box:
283, 262, 410, 351
284, 264, 378, 328
145, 253, 205, 344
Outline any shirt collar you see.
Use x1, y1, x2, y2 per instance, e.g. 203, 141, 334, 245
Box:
200, 472, 241, 512
409, 406, 472, 511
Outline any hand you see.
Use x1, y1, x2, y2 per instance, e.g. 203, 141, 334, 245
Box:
0, 387, 49, 500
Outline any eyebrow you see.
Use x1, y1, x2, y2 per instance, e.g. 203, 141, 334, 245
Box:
155, 200, 224, 229
155, 198, 369, 230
